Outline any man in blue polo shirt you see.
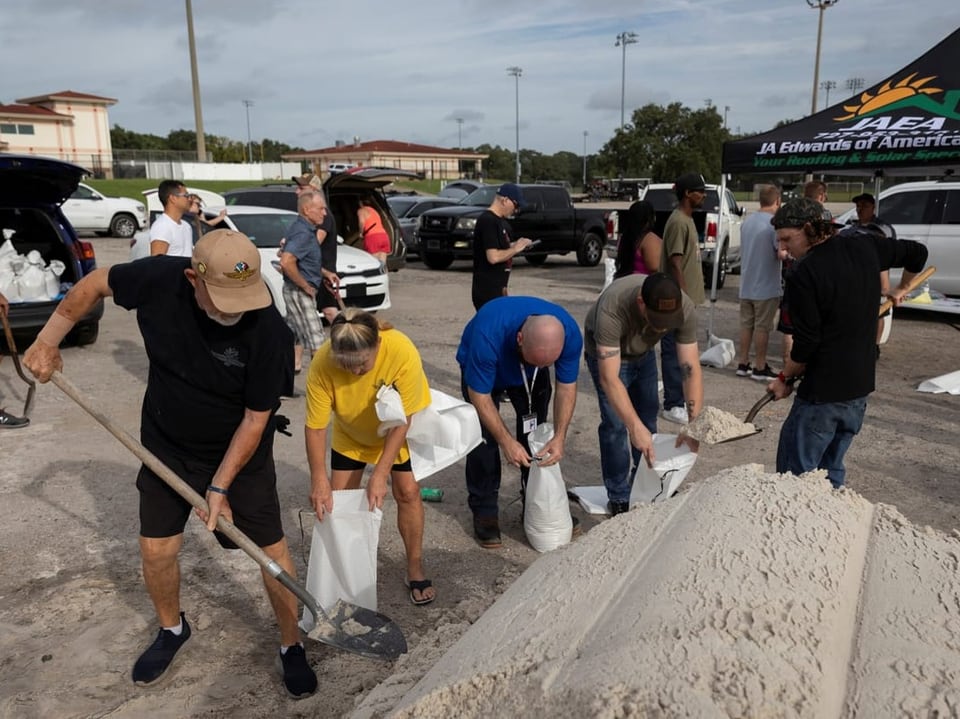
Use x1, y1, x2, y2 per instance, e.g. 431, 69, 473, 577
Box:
457, 296, 583, 548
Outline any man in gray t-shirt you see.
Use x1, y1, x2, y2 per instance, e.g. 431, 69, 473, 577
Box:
736, 184, 782, 380
584, 272, 702, 515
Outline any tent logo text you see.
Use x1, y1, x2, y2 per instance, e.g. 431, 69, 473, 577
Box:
833, 73, 960, 123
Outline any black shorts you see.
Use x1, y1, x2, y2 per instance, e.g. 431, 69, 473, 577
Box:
330, 449, 411, 472
136, 449, 284, 550
316, 283, 338, 311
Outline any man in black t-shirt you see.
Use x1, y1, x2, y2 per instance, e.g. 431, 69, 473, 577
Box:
24, 230, 318, 699
768, 198, 928, 489
471, 182, 534, 310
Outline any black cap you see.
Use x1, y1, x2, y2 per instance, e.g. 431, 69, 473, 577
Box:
772, 197, 843, 230
641, 273, 685, 330
675, 173, 707, 195
852, 192, 876, 204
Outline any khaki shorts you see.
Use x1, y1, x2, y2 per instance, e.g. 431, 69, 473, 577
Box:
739, 297, 780, 332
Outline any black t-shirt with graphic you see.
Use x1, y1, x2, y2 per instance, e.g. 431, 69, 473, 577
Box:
471, 209, 513, 310
109, 257, 294, 464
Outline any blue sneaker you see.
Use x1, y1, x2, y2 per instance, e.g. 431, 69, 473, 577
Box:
132, 613, 191, 686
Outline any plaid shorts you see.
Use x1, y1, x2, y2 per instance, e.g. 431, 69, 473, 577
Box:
282, 283, 325, 352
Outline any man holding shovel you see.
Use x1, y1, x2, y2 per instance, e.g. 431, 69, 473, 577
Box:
768, 198, 928, 488
23, 230, 318, 698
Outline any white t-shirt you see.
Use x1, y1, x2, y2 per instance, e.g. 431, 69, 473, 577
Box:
150, 213, 194, 258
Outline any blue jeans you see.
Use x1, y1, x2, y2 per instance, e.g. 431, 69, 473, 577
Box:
776, 395, 867, 488
659, 330, 683, 411
585, 351, 659, 503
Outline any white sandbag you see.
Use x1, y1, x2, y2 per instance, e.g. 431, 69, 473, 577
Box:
602, 256, 616, 291
44, 260, 65, 299
0, 269, 20, 301
406, 389, 482, 481
0, 238, 17, 260
700, 335, 734, 368
375, 383, 407, 436
917, 369, 960, 395
523, 422, 573, 552
631, 433, 698, 504
17, 264, 47, 301
299, 489, 382, 631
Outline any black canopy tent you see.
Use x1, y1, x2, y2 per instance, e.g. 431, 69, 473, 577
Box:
700, 27, 960, 319
721, 26, 960, 178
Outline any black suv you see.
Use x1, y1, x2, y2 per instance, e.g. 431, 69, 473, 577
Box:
0, 154, 103, 348
223, 169, 414, 272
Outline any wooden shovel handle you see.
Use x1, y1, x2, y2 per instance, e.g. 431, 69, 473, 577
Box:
880, 265, 936, 316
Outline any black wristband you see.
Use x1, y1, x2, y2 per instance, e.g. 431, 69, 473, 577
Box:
207, 485, 229, 496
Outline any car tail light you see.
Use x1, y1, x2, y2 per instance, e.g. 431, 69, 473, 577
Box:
75, 240, 96, 262
606, 214, 615, 238
705, 220, 718, 246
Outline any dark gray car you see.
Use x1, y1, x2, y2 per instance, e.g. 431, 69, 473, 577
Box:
387, 195, 460, 257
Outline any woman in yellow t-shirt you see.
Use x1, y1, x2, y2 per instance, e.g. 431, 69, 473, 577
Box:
304, 308, 435, 605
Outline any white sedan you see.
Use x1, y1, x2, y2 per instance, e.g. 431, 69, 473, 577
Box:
129, 205, 390, 315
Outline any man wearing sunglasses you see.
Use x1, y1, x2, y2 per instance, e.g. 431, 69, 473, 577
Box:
471, 182, 534, 310
149, 180, 194, 257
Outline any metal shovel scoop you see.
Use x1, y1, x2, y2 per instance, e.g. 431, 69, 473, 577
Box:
51, 371, 407, 661
712, 392, 773, 444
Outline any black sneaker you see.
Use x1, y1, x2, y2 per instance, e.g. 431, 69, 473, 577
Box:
276, 644, 317, 699
750, 365, 777, 381
132, 613, 191, 686
0, 408, 29, 429
473, 516, 502, 548
607, 501, 630, 516
735, 363, 752, 377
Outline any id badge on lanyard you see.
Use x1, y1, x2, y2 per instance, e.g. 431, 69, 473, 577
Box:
520, 363, 539, 435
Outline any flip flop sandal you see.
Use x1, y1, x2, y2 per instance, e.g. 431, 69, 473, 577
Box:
404, 578, 435, 606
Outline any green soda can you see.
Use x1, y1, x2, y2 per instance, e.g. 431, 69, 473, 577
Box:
420, 487, 444, 502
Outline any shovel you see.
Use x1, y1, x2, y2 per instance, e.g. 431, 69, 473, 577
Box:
50, 370, 407, 661
0, 313, 36, 417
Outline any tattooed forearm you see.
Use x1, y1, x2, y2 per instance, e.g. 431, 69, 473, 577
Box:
597, 348, 621, 360
680, 361, 694, 380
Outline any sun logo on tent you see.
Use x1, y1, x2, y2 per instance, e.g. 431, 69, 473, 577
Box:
835, 72, 943, 120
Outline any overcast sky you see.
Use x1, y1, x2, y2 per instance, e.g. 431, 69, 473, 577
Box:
2, 1, 959, 155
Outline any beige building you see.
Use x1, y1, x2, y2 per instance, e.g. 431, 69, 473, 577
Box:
0, 90, 117, 178
284, 139, 487, 181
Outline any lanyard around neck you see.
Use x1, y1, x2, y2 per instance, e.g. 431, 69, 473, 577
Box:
520, 362, 539, 407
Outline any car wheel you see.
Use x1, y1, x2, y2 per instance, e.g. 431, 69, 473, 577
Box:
703, 247, 727, 290
69, 321, 99, 347
422, 251, 454, 270
525, 254, 548, 266
110, 213, 138, 239
577, 232, 604, 267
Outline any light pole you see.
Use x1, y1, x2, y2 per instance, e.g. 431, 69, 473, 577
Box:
845, 76, 865, 97
807, 0, 839, 115
819, 80, 836, 109
723, 105, 730, 130
242, 99, 254, 163
506, 66, 522, 183
455, 117, 463, 149
582, 130, 588, 188
185, 0, 206, 161
614, 31, 638, 134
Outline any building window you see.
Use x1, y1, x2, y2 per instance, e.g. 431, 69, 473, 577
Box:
0, 123, 35, 135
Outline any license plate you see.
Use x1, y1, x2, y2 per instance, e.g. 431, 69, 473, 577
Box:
345, 284, 367, 298
426, 240, 441, 250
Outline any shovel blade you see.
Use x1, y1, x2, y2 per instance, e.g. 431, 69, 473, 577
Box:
713, 428, 763, 445
306, 600, 407, 661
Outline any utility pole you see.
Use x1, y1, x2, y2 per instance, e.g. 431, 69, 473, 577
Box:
185, 0, 206, 162
582, 130, 588, 188
456, 117, 464, 149
723, 105, 730, 130
808, 0, 839, 115
242, 100, 254, 163
506, 66, 522, 183
615, 31, 638, 134
820, 80, 836, 109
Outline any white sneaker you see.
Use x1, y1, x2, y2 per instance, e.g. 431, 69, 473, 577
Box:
659, 406, 689, 424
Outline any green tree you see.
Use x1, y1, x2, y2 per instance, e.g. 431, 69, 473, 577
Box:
110, 125, 166, 150
596, 102, 729, 182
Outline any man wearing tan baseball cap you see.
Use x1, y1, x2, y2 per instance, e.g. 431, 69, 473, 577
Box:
23, 229, 318, 699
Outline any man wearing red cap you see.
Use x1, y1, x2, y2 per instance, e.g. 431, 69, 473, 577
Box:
23, 229, 317, 699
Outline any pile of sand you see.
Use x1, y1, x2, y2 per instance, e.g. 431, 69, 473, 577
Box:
359, 465, 960, 718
